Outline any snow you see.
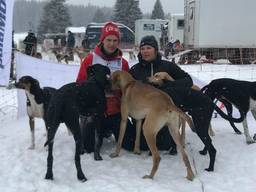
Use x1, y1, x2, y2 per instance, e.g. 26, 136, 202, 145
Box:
1, 64, 256, 192
65, 27, 86, 34
1, 115, 256, 192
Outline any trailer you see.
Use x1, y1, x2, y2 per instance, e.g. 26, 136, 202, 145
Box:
184, 0, 256, 49
168, 14, 184, 44
135, 17, 185, 49
135, 19, 170, 48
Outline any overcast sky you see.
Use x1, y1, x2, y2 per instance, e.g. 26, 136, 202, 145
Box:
36, 0, 184, 14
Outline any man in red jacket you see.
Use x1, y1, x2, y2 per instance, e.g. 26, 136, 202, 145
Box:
77, 22, 135, 158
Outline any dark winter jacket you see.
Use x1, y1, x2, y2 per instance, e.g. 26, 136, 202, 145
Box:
23, 33, 37, 46
67, 32, 75, 48
23, 33, 37, 55
129, 53, 193, 87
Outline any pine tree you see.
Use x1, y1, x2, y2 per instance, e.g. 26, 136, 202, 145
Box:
113, 0, 142, 31
151, 0, 165, 19
37, 0, 72, 40
92, 9, 105, 23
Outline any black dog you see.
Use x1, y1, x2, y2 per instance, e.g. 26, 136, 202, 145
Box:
44, 64, 111, 182
148, 75, 244, 172
202, 78, 256, 144
15, 76, 56, 149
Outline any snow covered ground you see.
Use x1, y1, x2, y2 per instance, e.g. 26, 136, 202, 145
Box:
1, 114, 256, 192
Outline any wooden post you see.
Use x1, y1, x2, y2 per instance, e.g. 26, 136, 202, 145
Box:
225, 48, 228, 61
239, 48, 243, 64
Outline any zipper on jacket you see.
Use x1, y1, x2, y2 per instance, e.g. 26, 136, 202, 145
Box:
151, 63, 154, 77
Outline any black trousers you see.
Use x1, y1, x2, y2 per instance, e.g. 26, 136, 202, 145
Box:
126, 119, 176, 151
81, 113, 136, 152
82, 112, 176, 152
103, 113, 136, 151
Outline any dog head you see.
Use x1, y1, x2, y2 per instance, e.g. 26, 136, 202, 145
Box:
15, 76, 41, 93
86, 64, 111, 89
111, 70, 135, 90
146, 72, 173, 86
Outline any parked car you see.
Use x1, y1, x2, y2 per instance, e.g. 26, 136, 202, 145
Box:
82, 22, 135, 49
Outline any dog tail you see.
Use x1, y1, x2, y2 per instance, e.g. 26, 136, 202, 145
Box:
202, 84, 245, 123
170, 107, 195, 132
214, 105, 245, 123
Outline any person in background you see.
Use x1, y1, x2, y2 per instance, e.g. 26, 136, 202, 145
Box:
76, 21, 135, 157
129, 35, 193, 154
66, 31, 75, 60
23, 31, 37, 56
81, 34, 89, 49
67, 31, 75, 49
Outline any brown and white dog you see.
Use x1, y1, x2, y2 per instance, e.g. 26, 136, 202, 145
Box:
109, 70, 195, 181
15, 76, 56, 149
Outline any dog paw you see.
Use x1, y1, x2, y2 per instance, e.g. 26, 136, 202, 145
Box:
186, 171, 195, 181
28, 145, 35, 150
45, 172, 54, 180
199, 150, 207, 155
169, 148, 178, 155
142, 174, 153, 179
186, 175, 194, 181
133, 148, 141, 155
246, 139, 256, 144
77, 172, 87, 182
94, 154, 103, 161
204, 167, 214, 172
109, 152, 119, 158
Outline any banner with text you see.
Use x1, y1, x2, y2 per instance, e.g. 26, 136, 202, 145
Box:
0, 0, 14, 86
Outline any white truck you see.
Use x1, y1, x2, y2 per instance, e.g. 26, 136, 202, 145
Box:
135, 16, 184, 48
169, 14, 184, 44
135, 19, 170, 48
184, 0, 256, 48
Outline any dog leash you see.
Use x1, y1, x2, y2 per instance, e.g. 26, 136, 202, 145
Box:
186, 142, 205, 192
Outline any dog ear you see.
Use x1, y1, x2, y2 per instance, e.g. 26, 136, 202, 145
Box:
30, 78, 40, 94
86, 65, 95, 78
31, 78, 44, 104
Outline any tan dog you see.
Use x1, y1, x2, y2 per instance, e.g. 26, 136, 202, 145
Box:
110, 70, 195, 181
148, 72, 215, 138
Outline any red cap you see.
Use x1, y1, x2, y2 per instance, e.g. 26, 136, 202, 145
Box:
100, 22, 120, 42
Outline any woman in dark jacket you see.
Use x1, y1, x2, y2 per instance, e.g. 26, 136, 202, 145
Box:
129, 35, 193, 154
